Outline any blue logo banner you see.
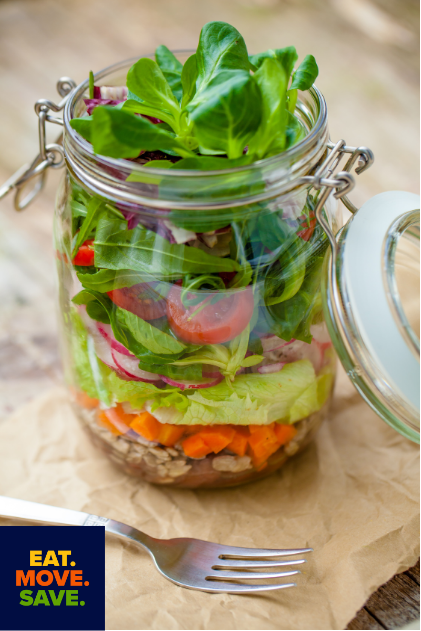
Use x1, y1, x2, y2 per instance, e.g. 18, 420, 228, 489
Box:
0, 525, 105, 631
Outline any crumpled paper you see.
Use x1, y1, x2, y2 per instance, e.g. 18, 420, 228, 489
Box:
0, 362, 419, 630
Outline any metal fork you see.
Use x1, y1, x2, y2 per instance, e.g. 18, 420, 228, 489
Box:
0, 496, 312, 594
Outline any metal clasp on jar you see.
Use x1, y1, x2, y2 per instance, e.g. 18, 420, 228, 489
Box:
0, 77, 76, 211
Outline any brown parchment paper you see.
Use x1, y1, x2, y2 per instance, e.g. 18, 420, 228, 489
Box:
0, 363, 419, 631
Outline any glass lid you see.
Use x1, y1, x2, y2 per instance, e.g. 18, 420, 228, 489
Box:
322, 191, 420, 443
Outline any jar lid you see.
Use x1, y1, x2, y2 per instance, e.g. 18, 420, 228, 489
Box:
323, 191, 420, 442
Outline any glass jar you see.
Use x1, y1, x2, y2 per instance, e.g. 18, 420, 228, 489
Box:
4, 54, 417, 489
50, 54, 347, 488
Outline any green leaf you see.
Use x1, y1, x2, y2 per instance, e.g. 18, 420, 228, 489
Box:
86, 300, 110, 324
127, 57, 180, 120
181, 54, 198, 108
122, 99, 176, 129
89, 71, 94, 99
170, 155, 250, 170
247, 58, 288, 160
155, 45, 183, 102
249, 46, 298, 79
120, 308, 186, 355
284, 110, 306, 148
94, 212, 241, 277
188, 71, 262, 159
139, 361, 203, 381
69, 308, 113, 406
290, 54, 318, 90
144, 160, 173, 169
195, 21, 250, 96
72, 196, 103, 257
90, 106, 195, 158
76, 268, 147, 293
70, 116, 93, 142
263, 219, 306, 305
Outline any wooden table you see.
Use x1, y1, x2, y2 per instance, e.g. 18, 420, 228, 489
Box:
0, 0, 419, 628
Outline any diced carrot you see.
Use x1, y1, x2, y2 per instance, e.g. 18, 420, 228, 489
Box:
130, 411, 161, 441
249, 423, 274, 434
97, 411, 123, 436
274, 424, 297, 445
158, 424, 185, 447
74, 390, 99, 409
182, 434, 213, 459
196, 426, 236, 454
248, 425, 280, 468
226, 427, 249, 456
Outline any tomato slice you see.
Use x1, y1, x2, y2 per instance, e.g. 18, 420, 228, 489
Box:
107, 284, 167, 320
73, 240, 95, 266
167, 285, 254, 344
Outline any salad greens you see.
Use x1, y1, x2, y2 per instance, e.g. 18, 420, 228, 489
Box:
63, 21, 334, 444
70, 20, 318, 163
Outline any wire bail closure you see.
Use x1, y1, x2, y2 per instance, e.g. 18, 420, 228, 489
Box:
0, 77, 77, 211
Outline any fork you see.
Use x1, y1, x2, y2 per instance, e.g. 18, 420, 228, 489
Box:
0, 496, 312, 594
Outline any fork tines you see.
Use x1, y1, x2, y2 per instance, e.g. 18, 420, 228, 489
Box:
205, 546, 312, 593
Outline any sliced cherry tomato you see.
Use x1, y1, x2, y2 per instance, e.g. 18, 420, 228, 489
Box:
107, 284, 167, 320
73, 239, 95, 266
167, 285, 254, 345
297, 212, 316, 241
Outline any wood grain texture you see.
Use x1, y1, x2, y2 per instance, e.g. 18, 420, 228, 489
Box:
0, 0, 419, 628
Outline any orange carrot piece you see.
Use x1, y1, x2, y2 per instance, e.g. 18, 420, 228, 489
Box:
249, 423, 274, 434
226, 427, 249, 456
248, 425, 280, 468
97, 411, 123, 436
274, 424, 297, 445
130, 411, 161, 441
196, 426, 236, 454
182, 434, 213, 458
158, 424, 185, 447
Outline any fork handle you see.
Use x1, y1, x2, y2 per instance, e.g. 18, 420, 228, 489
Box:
0, 495, 95, 526
0, 495, 156, 553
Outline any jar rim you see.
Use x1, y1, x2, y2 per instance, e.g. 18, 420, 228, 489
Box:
63, 52, 329, 210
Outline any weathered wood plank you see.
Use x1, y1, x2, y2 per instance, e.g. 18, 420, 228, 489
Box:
364, 571, 420, 629
347, 607, 385, 630
406, 559, 420, 586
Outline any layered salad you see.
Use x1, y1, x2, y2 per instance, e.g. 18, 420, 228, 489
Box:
58, 21, 336, 487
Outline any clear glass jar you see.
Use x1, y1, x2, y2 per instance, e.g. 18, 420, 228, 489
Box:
54, 54, 340, 488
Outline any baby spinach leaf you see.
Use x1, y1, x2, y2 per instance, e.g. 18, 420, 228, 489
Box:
284, 111, 306, 148
86, 300, 110, 324
247, 58, 288, 160
90, 106, 195, 158
70, 115, 93, 142
126, 57, 180, 121
188, 71, 262, 159
122, 99, 176, 129
94, 212, 240, 276
181, 54, 198, 108
120, 308, 186, 355
72, 196, 103, 257
290, 54, 318, 90
76, 268, 147, 293
155, 45, 183, 102
194, 21, 249, 97
249, 46, 298, 79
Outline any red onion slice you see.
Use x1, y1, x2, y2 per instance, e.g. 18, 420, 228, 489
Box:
257, 362, 286, 374
96, 322, 135, 357
111, 349, 162, 383
160, 374, 223, 390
